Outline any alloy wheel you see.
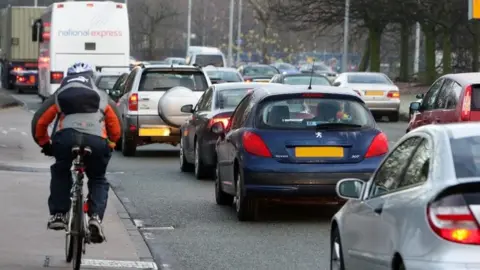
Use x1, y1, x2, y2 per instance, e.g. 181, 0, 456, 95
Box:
235, 171, 241, 212
194, 143, 200, 176
331, 237, 342, 270
179, 139, 184, 167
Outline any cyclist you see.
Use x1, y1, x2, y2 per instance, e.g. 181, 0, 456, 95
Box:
31, 62, 122, 243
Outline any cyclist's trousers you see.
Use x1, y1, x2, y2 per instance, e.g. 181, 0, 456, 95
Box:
49, 128, 112, 220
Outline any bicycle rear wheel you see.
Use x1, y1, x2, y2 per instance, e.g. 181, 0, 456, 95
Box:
71, 192, 84, 270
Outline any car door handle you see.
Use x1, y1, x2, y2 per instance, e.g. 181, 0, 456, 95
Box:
140, 97, 149, 101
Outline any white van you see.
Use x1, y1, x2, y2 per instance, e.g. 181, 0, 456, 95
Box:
33, 1, 130, 100
185, 46, 226, 67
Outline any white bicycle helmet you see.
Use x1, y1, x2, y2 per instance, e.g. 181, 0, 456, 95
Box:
67, 62, 93, 75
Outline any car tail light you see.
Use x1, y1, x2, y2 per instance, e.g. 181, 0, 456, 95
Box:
128, 93, 138, 111
50, 71, 64, 83
208, 116, 230, 129
12, 66, 23, 72
428, 193, 480, 244
87, 3, 94, 7
242, 131, 271, 157
57, 3, 64, 8
365, 132, 388, 158
461, 85, 472, 121
387, 91, 400, 98
16, 76, 26, 83
116, 4, 123, 8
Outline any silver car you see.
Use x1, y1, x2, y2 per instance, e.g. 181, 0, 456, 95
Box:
330, 122, 480, 270
333, 72, 400, 122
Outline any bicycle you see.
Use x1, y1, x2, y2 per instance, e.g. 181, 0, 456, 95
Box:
65, 145, 92, 270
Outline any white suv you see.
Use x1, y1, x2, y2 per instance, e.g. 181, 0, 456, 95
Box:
115, 64, 211, 156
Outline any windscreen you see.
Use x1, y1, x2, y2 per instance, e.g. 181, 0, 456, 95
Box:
195, 55, 224, 67
277, 63, 295, 70
347, 74, 392, 84
96, 76, 120, 90
257, 96, 374, 129
207, 70, 242, 82
451, 135, 480, 178
139, 71, 208, 91
244, 66, 279, 76
313, 63, 333, 72
283, 76, 330, 86
215, 88, 250, 109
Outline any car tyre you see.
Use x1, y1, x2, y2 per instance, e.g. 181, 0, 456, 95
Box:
121, 129, 136, 157
215, 166, 234, 205
235, 169, 256, 221
389, 111, 399, 122
194, 141, 210, 179
330, 227, 345, 270
179, 138, 194, 172
115, 137, 123, 151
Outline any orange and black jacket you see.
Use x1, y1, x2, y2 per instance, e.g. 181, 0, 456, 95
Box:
31, 74, 122, 148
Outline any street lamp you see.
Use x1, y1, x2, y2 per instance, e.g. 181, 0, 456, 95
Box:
342, 0, 350, 72
187, 0, 192, 50
236, 0, 243, 66
227, 0, 235, 67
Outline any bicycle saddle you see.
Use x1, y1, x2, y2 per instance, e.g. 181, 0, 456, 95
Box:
71, 146, 92, 157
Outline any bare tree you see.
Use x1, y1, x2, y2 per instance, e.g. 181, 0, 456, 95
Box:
129, 0, 180, 59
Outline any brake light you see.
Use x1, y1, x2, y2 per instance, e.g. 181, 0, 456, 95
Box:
116, 4, 123, 8
128, 93, 138, 111
87, 3, 94, 7
50, 71, 64, 83
365, 132, 388, 158
387, 91, 400, 98
242, 131, 271, 157
302, 93, 324, 98
16, 76, 26, 83
208, 117, 230, 129
13, 67, 23, 72
57, 3, 64, 8
461, 85, 472, 121
428, 193, 480, 244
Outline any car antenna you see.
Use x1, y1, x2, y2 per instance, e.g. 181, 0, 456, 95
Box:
308, 60, 315, 90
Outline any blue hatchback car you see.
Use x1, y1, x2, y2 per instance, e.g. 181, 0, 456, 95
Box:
211, 84, 389, 221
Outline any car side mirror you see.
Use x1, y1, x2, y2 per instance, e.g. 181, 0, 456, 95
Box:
180, 104, 194, 113
409, 101, 421, 111
416, 93, 424, 99
333, 81, 341, 87
211, 121, 225, 135
336, 178, 365, 200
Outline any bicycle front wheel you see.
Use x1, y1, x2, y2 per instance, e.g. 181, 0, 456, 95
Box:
71, 193, 84, 270
65, 207, 74, 262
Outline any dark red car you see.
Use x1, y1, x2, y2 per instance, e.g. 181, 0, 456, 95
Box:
407, 73, 480, 132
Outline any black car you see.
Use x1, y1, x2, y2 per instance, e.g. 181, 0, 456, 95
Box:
270, 73, 332, 86
179, 82, 266, 179
237, 64, 280, 82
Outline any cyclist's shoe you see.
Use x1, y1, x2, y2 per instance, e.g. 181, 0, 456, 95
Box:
47, 213, 67, 230
88, 214, 105, 243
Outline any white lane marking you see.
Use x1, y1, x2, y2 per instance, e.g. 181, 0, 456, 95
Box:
133, 219, 144, 228
143, 232, 155, 240
0, 144, 6, 148
107, 171, 125, 174
81, 259, 158, 269
141, 226, 174, 231
9, 127, 16, 131
21, 131, 27, 136
1, 130, 7, 135
29, 110, 35, 114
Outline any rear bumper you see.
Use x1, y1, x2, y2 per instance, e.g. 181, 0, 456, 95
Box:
124, 114, 181, 143
242, 155, 383, 198
365, 99, 400, 112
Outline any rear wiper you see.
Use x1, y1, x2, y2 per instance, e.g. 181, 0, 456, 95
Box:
315, 123, 363, 129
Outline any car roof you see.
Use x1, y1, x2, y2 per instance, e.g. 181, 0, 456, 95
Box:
250, 83, 362, 102
442, 72, 480, 85
141, 64, 202, 71
342, 72, 386, 76
280, 73, 327, 78
203, 67, 238, 72
213, 82, 265, 91
243, 64, 272, 67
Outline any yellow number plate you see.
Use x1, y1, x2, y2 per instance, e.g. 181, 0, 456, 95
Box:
294, 147, 344, 158
139, 127, 170, 136
365, 90, 384, 96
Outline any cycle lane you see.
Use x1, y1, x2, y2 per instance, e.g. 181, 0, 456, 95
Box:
0, 106, 158, 269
